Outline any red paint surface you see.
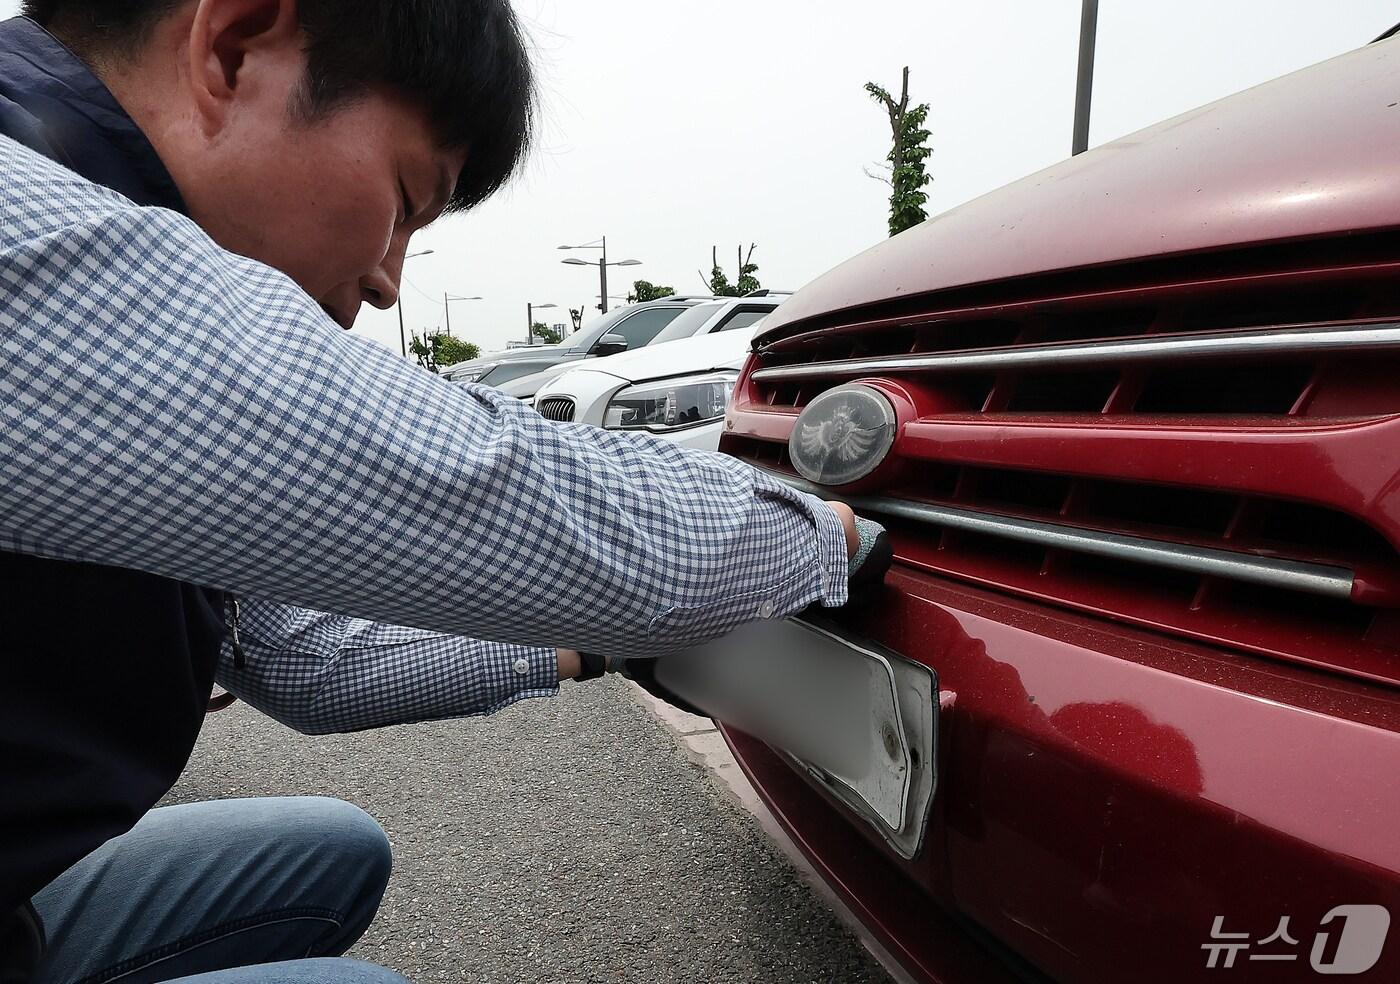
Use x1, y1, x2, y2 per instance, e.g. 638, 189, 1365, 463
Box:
724, 572, 1400, 983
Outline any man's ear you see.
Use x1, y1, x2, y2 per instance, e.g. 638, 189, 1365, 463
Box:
186, 0, 301, 134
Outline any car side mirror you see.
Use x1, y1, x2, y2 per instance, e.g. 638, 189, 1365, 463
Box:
593, 333, 629, 357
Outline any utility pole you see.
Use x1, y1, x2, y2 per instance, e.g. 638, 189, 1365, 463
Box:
600, 236, 608, 315
1072, 0, 1099, 156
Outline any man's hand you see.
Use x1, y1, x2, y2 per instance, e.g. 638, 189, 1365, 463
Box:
824, 500, 892, 592
839, 508, 893, 598
557, 648, 582, 680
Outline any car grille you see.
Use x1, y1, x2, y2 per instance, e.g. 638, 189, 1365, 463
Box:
536, 397, 576, 422
724, 246, 1400, 690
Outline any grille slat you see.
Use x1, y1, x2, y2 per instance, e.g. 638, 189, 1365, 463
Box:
766, 469, 1356, 601
536, 397, 576, 422
752, 320, 1400, 384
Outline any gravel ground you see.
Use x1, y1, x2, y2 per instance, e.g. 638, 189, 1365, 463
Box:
167, 678, 892, 984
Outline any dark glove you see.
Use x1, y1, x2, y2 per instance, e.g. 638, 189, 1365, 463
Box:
573, 649, 709, 717
845, 515, 893, 603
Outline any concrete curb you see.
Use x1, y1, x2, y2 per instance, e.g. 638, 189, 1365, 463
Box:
625, 682, 918, 984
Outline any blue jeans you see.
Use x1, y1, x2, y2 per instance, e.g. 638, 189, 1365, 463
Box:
30, 797, 405, 984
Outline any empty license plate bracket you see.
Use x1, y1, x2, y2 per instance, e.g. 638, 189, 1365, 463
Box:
652, 616, 939, 860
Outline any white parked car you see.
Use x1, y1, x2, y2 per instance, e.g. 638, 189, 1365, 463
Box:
531, 318, 766, 450
638, 292, 786, 348
445, 293, 788, 403
496, 293, 787, 402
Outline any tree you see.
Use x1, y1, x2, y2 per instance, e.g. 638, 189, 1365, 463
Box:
532, 322, 563, 345
436, 335, 480, 366
409, 332, 439, 372
568, 307, 585, 332
628, 280, 675, 304
866, 67, 932, 237
410, 331, 480, 372
698, 244, 761, 297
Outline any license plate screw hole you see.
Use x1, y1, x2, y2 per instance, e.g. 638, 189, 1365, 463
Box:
881, 723, 900, 761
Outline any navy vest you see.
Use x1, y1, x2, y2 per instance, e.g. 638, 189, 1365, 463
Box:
0, 16, 225, 964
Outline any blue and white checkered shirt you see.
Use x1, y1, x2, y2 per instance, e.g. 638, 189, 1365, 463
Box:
0, 136, 849, 734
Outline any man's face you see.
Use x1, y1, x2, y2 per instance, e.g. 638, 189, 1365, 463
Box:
181, 88, 465, 330
139, 1, 466, 329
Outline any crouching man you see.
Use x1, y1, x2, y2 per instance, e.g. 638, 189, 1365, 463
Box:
0, 2, 884, 981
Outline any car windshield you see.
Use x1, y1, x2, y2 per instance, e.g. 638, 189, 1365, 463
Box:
648, 303, 725, 346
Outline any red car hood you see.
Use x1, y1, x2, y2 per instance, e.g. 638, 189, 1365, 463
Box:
761, 37, 1400, 338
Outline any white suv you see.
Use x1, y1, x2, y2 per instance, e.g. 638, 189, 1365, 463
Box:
531, 317, 767, 451
500, 292, 786, 402
639, 292, 787, 348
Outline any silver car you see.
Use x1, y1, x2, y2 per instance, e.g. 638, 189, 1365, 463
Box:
441, 297, 712, 395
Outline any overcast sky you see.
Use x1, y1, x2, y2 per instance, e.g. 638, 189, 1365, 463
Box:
5, 1, 1396, 354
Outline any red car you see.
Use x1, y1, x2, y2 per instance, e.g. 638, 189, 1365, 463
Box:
717, 31, 1400, 984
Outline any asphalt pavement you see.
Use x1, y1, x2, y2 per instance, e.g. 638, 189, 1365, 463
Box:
167, 677, 893, 983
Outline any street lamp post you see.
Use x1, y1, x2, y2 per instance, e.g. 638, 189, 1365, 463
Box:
443, 293, 483, 338
559, 236, 643, 315
396, 249, 434, 357
527, 302, 557, 345
1072, 0, 1099, 155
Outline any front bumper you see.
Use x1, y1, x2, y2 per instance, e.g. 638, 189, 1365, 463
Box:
532, 369, 728, 450
723, 726, 1031, 984
720, 564, 1400, 983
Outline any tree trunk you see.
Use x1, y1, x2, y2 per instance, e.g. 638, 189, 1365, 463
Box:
891, 66, 911, 177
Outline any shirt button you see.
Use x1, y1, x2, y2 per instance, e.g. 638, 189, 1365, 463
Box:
758, 600, 776, 619
513, 658, 530, 676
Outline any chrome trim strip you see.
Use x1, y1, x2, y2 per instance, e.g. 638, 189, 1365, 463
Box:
751, 322, 1400, 383
766, 470, 1356, 600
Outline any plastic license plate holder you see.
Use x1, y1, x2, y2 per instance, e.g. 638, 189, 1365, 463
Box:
653, 616, 938, 860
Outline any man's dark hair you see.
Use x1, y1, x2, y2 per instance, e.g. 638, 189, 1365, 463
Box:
22, 0, 535, 211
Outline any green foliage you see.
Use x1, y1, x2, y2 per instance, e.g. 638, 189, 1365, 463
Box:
888, 102, 931, 236
628, 280, 676, 304
702, 245, 761, 297
532, 322, 563, 345
435, 335, 480, 366
409, 333, 437, 372
410, 332, 480, 372
708, 263, 734, 296
867, 69, 933, 237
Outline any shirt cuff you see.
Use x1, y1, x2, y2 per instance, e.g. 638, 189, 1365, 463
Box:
805, 493, 852, 607
750, 467, 850, 608
477, 643, 560, 715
